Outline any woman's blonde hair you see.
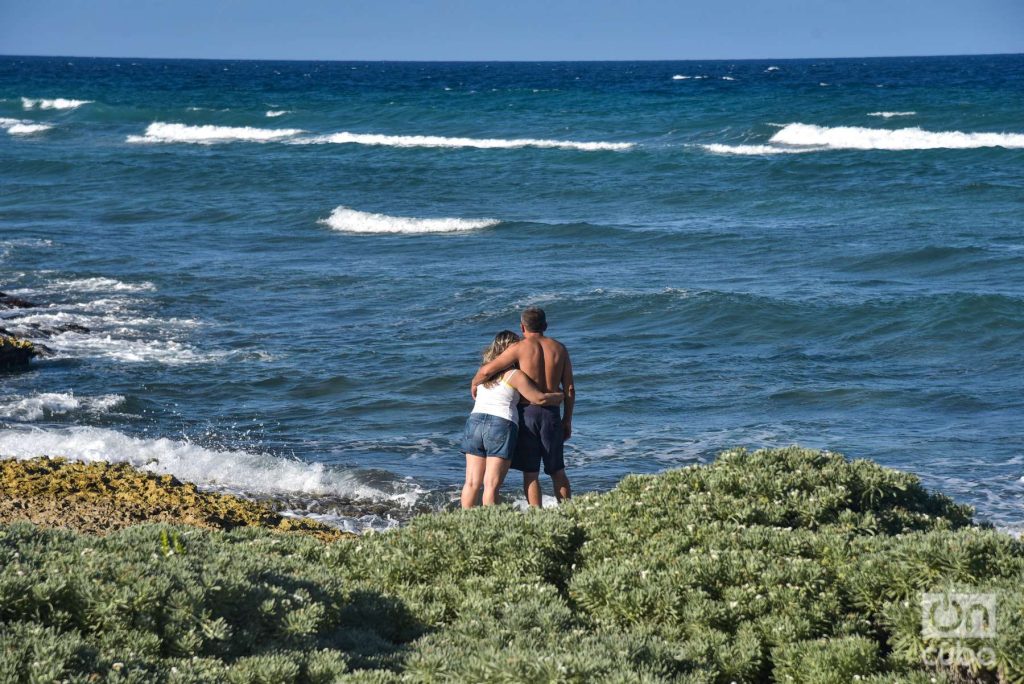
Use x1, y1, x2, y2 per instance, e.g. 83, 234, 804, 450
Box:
481, 330, 520, 388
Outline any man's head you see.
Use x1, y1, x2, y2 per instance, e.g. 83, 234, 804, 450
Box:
521, 307, 547, 333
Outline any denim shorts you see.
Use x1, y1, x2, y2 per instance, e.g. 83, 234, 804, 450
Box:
461, 412, 518, 459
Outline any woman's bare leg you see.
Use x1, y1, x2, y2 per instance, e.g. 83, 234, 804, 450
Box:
482, 457, 511, 506
461, 454, 486, 509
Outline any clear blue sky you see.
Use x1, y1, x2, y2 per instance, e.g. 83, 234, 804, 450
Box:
1, 0, 1021, 61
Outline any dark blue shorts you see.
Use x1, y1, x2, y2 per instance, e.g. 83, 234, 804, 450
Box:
461, 412, 518, 459
511, 405, 565, 475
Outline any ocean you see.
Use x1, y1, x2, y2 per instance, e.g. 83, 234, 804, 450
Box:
1, 54, 1021, 532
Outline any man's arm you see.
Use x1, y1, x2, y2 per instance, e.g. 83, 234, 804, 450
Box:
560, 349, 575, 441
470, 343, 521, 398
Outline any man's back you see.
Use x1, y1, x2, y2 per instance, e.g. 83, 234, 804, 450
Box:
517, 336, 567, 393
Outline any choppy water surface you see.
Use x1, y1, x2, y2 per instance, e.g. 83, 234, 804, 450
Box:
1, 55, 1022, 531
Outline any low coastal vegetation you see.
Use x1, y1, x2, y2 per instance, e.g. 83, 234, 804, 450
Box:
1, 447, 1022, 682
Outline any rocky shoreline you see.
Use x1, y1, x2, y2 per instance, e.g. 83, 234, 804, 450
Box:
0, 456, 350, 541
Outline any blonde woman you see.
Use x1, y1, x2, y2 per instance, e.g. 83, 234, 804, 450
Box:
461, 330, 563, 509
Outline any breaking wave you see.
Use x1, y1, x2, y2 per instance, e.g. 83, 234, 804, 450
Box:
0, 393, 124, 422
320, 206, 500, 234
300, 131, 634, 151
47, 276, 156, 293
701, 143, 815, 156
0, 426, 425, 509
21, 97, 92, 110
770, 123, 1024, 150
703, 123, 1024, 154
0, 117, 53, 135
125, 123, 632, 151
127, 122, 305, 144
868, 111, 916, 118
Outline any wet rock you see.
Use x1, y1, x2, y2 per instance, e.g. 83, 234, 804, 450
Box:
0, 292, 37, 309
0, 457, 352, 541
19, 322, 91, 337
0, 336, 37, 370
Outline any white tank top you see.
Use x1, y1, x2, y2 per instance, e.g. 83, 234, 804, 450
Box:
471, 370, 521, 423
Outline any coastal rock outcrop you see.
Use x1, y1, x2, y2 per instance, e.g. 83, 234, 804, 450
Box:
0, 291, 37, 309
0, 457, 348, 540
0, 335, 38, 370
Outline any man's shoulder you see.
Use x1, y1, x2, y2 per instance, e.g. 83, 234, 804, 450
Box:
541, 337, 569, 354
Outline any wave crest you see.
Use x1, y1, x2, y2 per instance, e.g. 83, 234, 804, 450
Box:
301, 131, 633, 151
770, 123, 1024, 150
127, 122, 305, 144
21, 97, 92, 110
0, 117, 53, 135
319, 206, 499, 234
704, 123, 1024, 154
0, 393, 124, 422
0, 426, 424, 507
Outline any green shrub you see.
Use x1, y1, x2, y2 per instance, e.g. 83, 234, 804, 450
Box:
772, 635, 880, 683
2, 447, 1022, 682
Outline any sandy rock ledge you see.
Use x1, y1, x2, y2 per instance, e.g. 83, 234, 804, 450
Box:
0, 456, 349, 541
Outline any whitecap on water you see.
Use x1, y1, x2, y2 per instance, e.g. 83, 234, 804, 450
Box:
319, 206, 500, 234
0, 426, 427, 530
298, 131, 634, 151
127, 122, 305, 144
0, 392, 124, 422
702, 123, 1024, 154
21, 97, 92, 110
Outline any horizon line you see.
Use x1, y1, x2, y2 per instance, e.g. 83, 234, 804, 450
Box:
2, 51, 1021, 64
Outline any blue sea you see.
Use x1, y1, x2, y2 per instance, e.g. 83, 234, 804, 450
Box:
1, 54, 1022, 532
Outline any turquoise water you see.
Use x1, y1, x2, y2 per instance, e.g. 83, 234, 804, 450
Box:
1, 55, 1022, 531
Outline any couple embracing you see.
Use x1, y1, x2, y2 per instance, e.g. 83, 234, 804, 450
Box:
460, 307, 574, 509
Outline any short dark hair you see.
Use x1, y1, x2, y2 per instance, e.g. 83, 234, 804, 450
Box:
521, 307, 547, 333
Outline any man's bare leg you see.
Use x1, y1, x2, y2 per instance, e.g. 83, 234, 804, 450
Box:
523, 471, 543, 507
551, 469, 571, 503
482, 457, 511, 506
461, 455, 486, 509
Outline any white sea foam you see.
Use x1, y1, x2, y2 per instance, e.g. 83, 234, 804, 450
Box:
265, 110, 291, 117
770, 123, 1024, 150
700, 143, 817, 156
7, 123, 52, 135
0, 309, 198, 332
21, 97, 92, 110
300, 131, 634, 151
703, 123, 1024, 155
0, 117, 53, 135
765, 66, 780, 72
0, 426, 424, 507
867, 111, 917, 118
48, 276, 156, 293
43, 332, 215, 365
0, 393, 124, 422
127, 122, 305, 144
320, 206, 500, 234
672, 74, 691, 80
722, 76, 736, 81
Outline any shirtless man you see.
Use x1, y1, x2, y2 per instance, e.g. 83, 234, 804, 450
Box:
471, 307, 574, 506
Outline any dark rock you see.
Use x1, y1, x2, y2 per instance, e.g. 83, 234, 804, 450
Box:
0, 292, 37, 309
0, 336, 38, 370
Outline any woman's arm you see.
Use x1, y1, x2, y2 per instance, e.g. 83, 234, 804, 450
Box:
471, 343, 521, 398
507, 371, 563, 406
